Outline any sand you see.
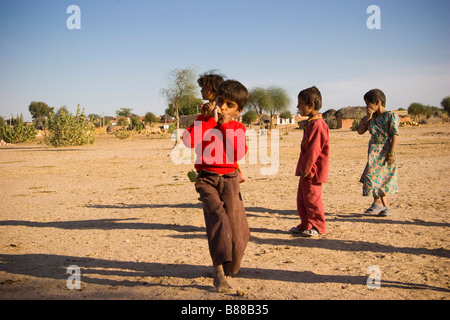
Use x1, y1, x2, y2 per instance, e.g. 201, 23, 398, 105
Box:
0, 123, 449, 300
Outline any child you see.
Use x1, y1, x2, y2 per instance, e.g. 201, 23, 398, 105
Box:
187, 72, 225, 185
358, 89, 399, 216
197, 70, 225, 116
196, 71, 245, 183
290, 86, 329, 237
182, 80, 250, 292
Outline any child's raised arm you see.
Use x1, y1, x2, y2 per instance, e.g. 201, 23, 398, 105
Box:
357, 116, 370, 134
357, 108, 374, 134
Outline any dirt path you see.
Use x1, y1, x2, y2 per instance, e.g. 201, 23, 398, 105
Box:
0, 124, 449, 300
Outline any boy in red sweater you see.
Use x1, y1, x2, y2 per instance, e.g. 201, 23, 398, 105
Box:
291, 86, 329, 237
182, 80, 250, 292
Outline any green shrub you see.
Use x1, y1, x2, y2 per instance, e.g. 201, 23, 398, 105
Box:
242, 110, 258, 126
0, 114, 37, 143
44, 105, 95, 147
167, 122, 177, 134
324, 113, 337, 129
115, 127, 133, 139
129, 117, 144, 132
351, 108, 363, 131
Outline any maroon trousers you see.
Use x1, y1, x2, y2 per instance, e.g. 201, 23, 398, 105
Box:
296, 178, 326, 234
195, 170, 250, 275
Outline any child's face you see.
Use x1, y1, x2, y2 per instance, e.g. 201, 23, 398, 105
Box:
215, 95, 240, 124
297, 97, 315, 117
201, 86, 215, 101
365, 99, 382, 114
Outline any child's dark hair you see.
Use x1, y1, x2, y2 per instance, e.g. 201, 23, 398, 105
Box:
364, 89, 386, 107
216, 80, 249, 112
197, 70, 225, 94
298, 86, 322, 110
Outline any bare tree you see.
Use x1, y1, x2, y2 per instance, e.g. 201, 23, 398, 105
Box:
161, 67, 198, 144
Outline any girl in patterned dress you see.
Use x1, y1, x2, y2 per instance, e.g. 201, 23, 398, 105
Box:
358, 89, 399, 216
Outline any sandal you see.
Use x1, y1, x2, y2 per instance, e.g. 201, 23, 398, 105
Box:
378, 208, 392, 217
364, 202, 385, 214
288, 226, 303, 234
300, 229, 319, 237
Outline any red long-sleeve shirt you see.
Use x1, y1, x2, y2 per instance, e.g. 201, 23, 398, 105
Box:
182, 115, 248, 174
295, 116, 330, 183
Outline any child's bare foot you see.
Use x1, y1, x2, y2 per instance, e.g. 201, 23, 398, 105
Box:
213, 265, 232, 293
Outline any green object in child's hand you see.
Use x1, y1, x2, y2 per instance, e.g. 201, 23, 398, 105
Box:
187, 170, 198, 182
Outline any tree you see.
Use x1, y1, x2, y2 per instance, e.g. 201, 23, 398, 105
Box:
247, 87, 272, 116
115, 107, 133, 117
279, 110, 292, 123
408, 102, 424, 118
241, 110, 258, 127
246, 86, 290, 129
56, 106, 70, 117
441, 96, 450, 114
28, 101, 54, 130
165, 94, 203, 116
161, 67, 198, 144
28, 101, 54, 119
279, 110, 293, 132
266, 86, 290, 128
144, 112, 158, 132
408, 102, 437, 121
129, 117, 144, 132
88, 114, 102, 127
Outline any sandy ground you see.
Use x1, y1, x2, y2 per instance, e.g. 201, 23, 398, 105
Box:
0, 123, 449, 300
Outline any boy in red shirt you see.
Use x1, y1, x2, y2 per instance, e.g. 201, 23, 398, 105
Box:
182, 80, 250, 292
290, 86, 329, 237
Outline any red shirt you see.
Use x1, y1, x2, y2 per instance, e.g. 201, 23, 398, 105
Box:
295, 116, 330, 183
182, 115, 248, 174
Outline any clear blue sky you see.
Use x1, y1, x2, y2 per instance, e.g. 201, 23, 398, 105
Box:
1, 0, 449, 121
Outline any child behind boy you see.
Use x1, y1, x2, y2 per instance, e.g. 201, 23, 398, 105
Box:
197, 70, 225, 116
182, 80, 250, 293
188, 71, 225, 184
290, 86, 329, 237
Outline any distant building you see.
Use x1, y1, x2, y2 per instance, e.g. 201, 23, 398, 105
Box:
273, 113, 296, 125
335, 106, 366, 129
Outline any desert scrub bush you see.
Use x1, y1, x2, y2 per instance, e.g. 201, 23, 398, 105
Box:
44, 105, 95, 147
129, 117, 144, 132
351, 108, 363, 131
114, 127, 133, 139
324, 113, 337, 129
0, 114, 37, 143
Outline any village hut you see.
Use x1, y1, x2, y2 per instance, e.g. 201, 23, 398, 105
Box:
335, 106, 366, 129
179, 114, 200, 129
322, 109, 337, 129
160, 114, 174, 124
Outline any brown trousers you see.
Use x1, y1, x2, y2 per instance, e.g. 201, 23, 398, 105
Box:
195, 170, 250, 275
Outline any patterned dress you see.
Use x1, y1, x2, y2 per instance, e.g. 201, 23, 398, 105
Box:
360, 111, 400, 197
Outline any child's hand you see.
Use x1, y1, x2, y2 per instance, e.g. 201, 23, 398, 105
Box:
366, 108, 375, 120
300, 171, 310, 179
201, 102, 215, 116
212, 106, 220, 123
386, 155, 395, 165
